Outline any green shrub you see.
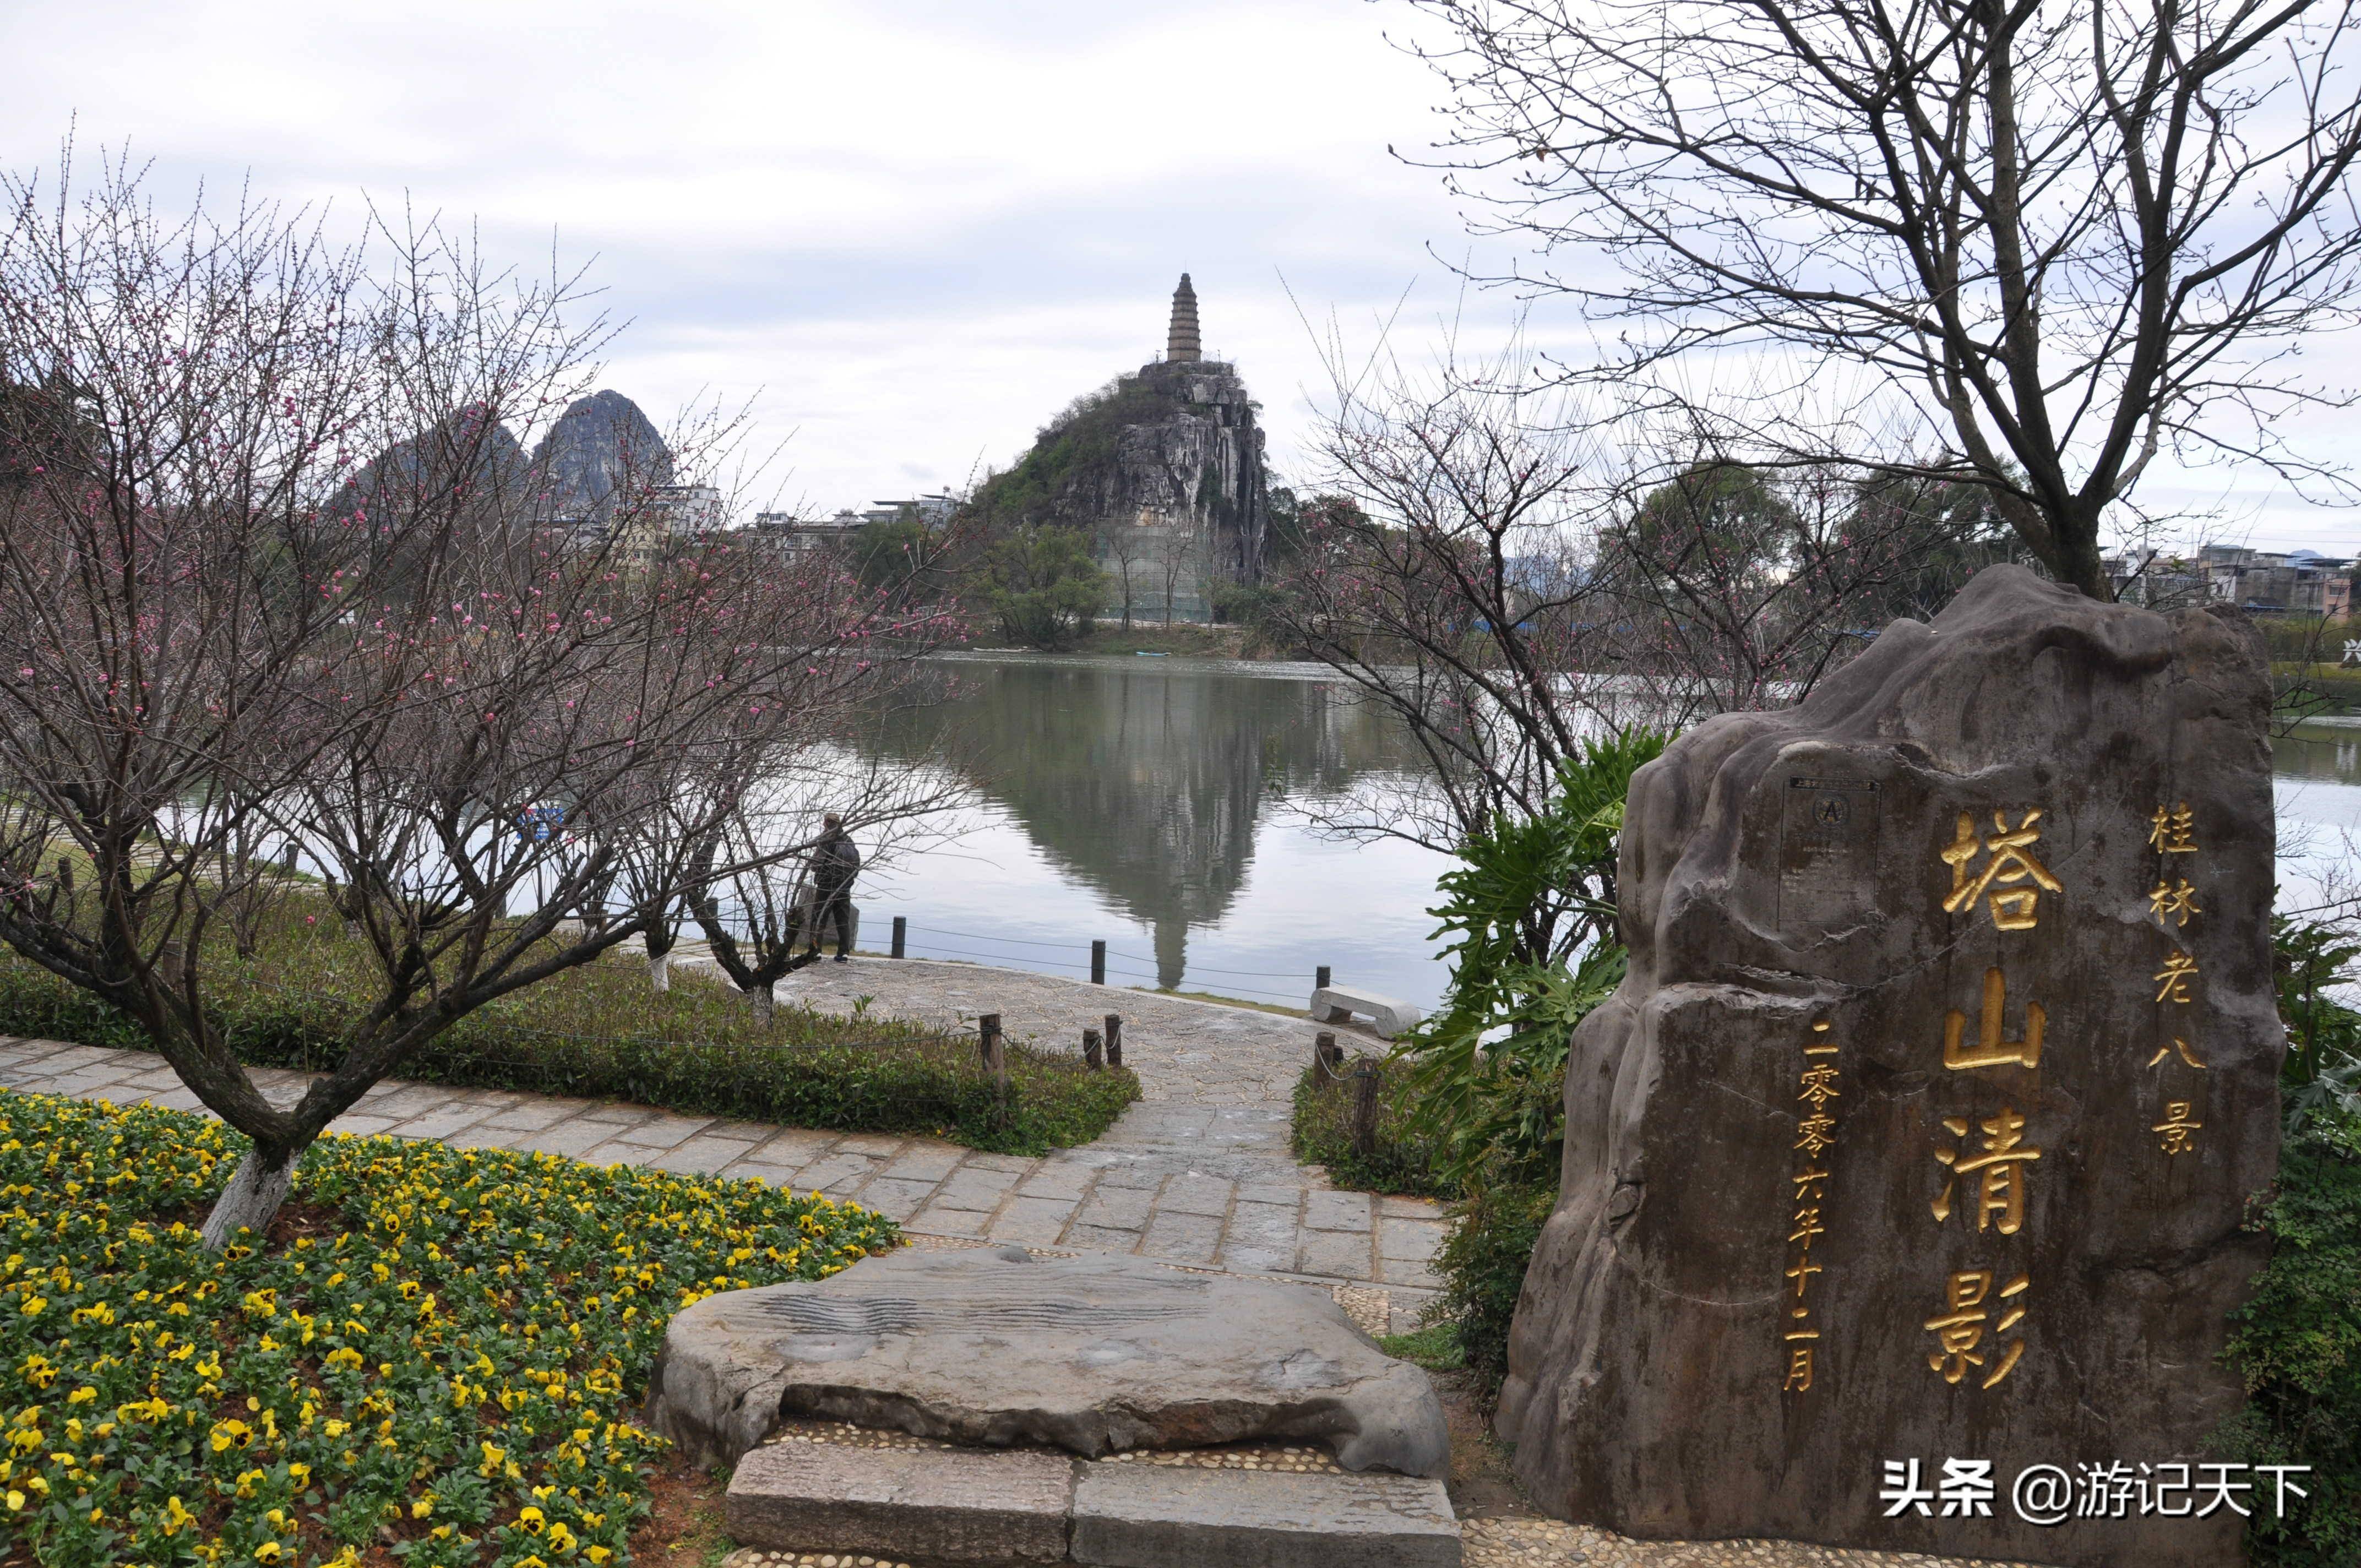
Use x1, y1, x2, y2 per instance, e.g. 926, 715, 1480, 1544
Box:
2220, 1107, 2361, 1567
1290, 1054, 1454, 1200
0, 923, 1138, 1158
1377, 1321, 1466, 1373
1433, 1177, 1557, 1402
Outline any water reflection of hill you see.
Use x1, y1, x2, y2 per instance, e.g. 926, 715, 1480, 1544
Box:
863, 659, 1419, 987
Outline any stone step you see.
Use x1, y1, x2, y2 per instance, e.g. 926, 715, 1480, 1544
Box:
1071, 1462, 1459, 1568
725, 1444, 1073, 1565
725, 1444, 1462, 1568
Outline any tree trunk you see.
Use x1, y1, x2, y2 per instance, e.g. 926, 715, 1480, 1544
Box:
746, 981, 776, 1019
200, 1146, 297, 1250
648, 951, 671, 993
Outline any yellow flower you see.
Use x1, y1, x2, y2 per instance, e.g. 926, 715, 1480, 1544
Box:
517, 1504, 546, 1533
411, 1496, 434, 1518
3, 1490, 20, 1512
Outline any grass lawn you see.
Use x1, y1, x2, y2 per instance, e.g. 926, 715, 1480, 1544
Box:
0, 1091, 895, 1568
0, 903, 1138, 1158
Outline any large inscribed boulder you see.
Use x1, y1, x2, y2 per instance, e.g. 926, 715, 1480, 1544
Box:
1497, 567, 2280, 1567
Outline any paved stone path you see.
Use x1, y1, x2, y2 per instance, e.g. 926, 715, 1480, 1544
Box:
0, 957, 1445, 1309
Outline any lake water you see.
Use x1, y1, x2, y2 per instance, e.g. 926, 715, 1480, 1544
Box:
848, 655, 2361, 1012
849, 655, 1456, 1011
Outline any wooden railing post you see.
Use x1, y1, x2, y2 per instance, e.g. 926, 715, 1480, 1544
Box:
1103, 1014, 1123, 1069
1351, 1059, 1379, 1157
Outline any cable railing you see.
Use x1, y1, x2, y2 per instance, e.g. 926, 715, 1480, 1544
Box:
871, 918, 1335, 1005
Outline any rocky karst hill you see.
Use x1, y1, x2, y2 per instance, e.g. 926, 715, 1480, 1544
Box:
531, 389, 674, 525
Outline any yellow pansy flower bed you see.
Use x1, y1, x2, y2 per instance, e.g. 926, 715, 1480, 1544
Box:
0, 1092, 896, 1567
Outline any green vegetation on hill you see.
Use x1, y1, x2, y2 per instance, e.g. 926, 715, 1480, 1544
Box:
969, 374, 1188, 536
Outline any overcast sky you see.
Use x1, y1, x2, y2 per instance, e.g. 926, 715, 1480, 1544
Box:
3, 0, 2356, 551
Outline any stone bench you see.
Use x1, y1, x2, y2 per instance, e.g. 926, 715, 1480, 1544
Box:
1309, 984, 1423, 1040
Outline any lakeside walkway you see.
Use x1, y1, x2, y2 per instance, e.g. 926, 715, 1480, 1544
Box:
0, 954, 1445, 1326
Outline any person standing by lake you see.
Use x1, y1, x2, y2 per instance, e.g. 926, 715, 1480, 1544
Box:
803, 813, 860, 962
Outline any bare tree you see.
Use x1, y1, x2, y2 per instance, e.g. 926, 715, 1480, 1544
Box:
1098, 516, 1149, 629
1152, 513, 1204, 626
1268, 336, 1994, 863
1403, 0, 2361, 595
0, 155, 955, 1243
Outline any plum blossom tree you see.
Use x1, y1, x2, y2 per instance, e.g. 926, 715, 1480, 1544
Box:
0, 155, 956, 1244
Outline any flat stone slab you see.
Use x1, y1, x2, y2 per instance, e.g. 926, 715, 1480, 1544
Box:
1072, 1463, 1460, 1568
725, 1442, 1073, 1565
649, 1246, 1447, 1478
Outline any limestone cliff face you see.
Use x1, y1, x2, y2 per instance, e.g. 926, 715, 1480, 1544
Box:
1106, 360, 1269, 583
531, 390, 673, 525
977, 358, 1271, 588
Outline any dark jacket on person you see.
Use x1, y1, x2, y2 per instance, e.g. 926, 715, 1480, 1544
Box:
812, 829, 860, 895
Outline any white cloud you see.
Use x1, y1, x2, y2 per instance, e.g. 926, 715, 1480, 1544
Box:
4, 0, 2355, 548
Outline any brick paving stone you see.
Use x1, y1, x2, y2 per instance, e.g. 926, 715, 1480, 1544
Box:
1377, 1255, 1443, 1290
1088, 1163, 1169, 1190
958, 1153, 1036, 1174
1238, 1182, 1310, 1207
742, 1128, 841, 1167
931, 1169, 1022, 1211
605, 1114, 714, 1150
1156, 1174, 1234, 1216
327, 1113, 401, 1137
1378, 1195, 1448, 1219
847, 1178, 939, 1222
1378, 1218, 1449, 1262
478, 1101, 580, 1132
1072, 1186, 1156, 1229
831, 1133, 907, 1157
572, 1103, 656, 1126
907, 1204, 989, 1238
987, 1196, 1081, 1245
878, 1146, 964, 1183
364, 1086, 459, 1118
512, 1120, 622, 1158
1298, 1229, 1377, 1281
1013, 1164, 1097, 1199
1063, 1223, 1144, 1252
389, 1104, 499, 1142
1304, 1190, 1375, 1233
1139, 1211, 1222, 1266
785, 1154, 879, 1194
42, 1065, 144, 1094
649, 1137, 761, 1175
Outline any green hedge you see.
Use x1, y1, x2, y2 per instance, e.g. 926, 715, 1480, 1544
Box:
1289, 1054, 1455, 1200
2221, 1108, 2361, 1566
0, 932, 1138, 1158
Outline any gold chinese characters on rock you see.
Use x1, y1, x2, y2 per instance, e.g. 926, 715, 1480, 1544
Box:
1780, 1019, 1841, 1394
2145, 800, 2208, 1157
1925, 806, 2054, 1392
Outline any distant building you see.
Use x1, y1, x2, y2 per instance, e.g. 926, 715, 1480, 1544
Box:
2195, 545, 2352, 616
652, 483, 727, 537
862, 494, 956, 528
738, 509, 868, 555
